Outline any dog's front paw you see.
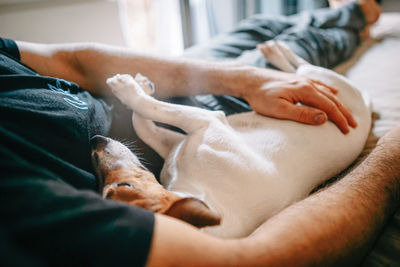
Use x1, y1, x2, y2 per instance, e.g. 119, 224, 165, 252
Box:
106, 74, 143, 107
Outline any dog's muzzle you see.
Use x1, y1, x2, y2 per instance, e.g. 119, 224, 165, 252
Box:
91, 135, 108, 151
90, 135, 110, 191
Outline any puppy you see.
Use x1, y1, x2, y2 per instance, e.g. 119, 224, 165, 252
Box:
91, 74, 221, 228
96, 41, 371, 238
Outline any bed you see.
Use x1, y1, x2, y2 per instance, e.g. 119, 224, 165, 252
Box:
108, 9, 400, 266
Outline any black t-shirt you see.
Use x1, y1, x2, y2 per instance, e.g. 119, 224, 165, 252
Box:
0, 38, 154, 266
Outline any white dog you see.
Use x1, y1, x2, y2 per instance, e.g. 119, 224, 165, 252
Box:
105, 41, 371, 238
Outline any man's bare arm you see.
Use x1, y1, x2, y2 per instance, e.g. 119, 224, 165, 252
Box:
147, 126, 400, 266
16, 40, 355, 133
15, 41, 261, 98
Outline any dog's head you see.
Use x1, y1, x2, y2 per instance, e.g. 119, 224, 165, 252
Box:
90, 135, 221, 228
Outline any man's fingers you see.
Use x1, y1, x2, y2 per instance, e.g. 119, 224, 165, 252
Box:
248, 73, 357, 134
300, 91, 350, 134
311, 79, 339, 94
308, 80, 357, 130
274, 101, 328, 125
316, 88, 358, 128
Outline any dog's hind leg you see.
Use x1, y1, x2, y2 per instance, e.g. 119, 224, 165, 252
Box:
107, 74, 226, 134
133, 113, 184, 159
258, 41, 297, 73
274, 41, 308, 68
258, 40, 308, 72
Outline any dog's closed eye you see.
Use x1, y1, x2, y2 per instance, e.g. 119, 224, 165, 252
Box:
102, 182, 135, 199
116, 182, 135, 189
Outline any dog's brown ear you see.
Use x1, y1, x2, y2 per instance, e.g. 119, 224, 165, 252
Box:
165, 198, 221, 228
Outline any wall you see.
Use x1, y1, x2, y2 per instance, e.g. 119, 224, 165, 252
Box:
0, 0, 125, 46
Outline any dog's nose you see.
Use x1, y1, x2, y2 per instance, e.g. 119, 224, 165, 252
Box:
91, 135, 108, 150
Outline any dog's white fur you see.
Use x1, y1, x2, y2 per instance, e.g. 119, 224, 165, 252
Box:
107, 41, 371, 238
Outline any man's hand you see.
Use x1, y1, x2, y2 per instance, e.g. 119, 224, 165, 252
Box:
242, 71, 358, 134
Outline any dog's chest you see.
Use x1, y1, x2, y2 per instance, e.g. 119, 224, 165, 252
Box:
161, 117, 327, 236
162, 122, 278, 185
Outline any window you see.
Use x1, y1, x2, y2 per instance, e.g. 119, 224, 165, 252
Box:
118, 0, 328, 54
180, 0, 329, 48
118, 0, 184, 55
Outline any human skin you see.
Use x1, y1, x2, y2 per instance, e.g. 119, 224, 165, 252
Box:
17, 41, 355, 133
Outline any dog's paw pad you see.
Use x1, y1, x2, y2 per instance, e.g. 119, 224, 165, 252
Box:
134, 73, 155, 95
106, 74, 141, 106
106, 74, 135, 89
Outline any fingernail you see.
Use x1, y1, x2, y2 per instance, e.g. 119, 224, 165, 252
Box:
314, 113, 326, 124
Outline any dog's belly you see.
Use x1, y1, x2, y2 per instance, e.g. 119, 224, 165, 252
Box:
161, 67, 371, 238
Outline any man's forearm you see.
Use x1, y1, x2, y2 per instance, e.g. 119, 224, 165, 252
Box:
74, 43, 257, 98
240, 126, 400, 266
17, 41, 272, 99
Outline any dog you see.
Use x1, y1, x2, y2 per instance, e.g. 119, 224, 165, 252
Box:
92, 41, 371, 238
90, 134, 222, 228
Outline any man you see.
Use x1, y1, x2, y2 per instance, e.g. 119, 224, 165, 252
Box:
1, 0, 398, 266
